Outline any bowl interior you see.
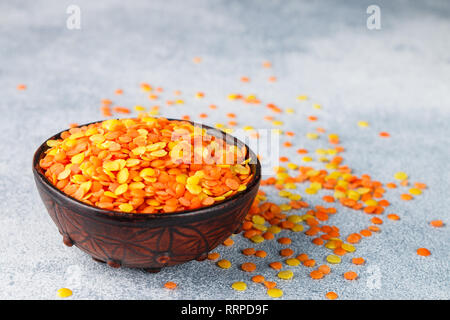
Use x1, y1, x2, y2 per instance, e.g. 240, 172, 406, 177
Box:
33, 118, 261, 219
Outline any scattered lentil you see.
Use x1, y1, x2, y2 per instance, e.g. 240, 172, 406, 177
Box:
57, 288, 72, 298
217, 259, 232, 269
241, 262, 256, 272
278, 270, 294, 280
325, 292, 338, 300
417, 248, 431, 257
164, 282, 177, 289
232, 282, 247, 291
267, 288, 283, 298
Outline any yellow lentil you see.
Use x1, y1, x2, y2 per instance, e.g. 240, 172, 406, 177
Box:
231, 282, 247, 291
57, 288, 73, 298
267, 288, 283, 298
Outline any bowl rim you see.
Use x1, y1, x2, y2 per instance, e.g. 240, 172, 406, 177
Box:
32, 118, 261, 220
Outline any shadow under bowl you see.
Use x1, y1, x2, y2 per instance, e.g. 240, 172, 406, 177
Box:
32, 119, 261, 272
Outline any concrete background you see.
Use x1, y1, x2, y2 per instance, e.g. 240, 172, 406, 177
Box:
0, 0, 449, 299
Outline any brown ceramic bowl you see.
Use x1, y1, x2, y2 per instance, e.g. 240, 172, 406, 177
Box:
32, 119, 261, 272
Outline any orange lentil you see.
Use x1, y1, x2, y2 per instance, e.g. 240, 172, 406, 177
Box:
252, 275, 265, 283
303, 259, 316, 268
335, 146, 345, 153
430, 220, 444, 228
207, 252, 220, 260
164, 281, 177, 289
101, 105, 112, 117
371, 217, 383, 225
240, 77, 250, 82
333, 247, 347, 256
359, 229, 372, 237
267, 103, 282, 113
264, 281, 277, 289
364, 205, 377, 214
223, 238, 234, 246
400, 180, 409, 187
387, 214, 400, 221
277, 237, 292, 245
343, 271, 358, 280
263, 232, 274, 240
352, 257, 365, 265
310, 270, 324, 279
241, 262, 257, 272
386, 182, 397, 189
17, 84, 27, 90
379, 132, 390, 137
268, 76, 277, 82
113, 106, 131, 114
255, 250, 267, 258
269, 262, 283, 270
417, 248, 431, 256
318, 265, 331, 274
347, 233, 361, 244
325, 291, 338, 300
280, 248, 294, 257
115, 89, 123, 95
316, 127, 326, 133
297, 253, 308, 262
297, 149, 308, 154
414, 182, 427, 189
242, 221, 253, 230
244, 229, 260, 239
242, 248, 256, 256
280, 220, 295, 229
368, 225, 381, 232
312, 238, 324, 246
401, 194, 413, 201
140, 83, 152, 91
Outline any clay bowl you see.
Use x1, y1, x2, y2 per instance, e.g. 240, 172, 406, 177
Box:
32, 119, 261, 272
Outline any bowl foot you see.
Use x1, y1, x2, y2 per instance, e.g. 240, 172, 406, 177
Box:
144, 267, 161, 273
62, 234, 73, 247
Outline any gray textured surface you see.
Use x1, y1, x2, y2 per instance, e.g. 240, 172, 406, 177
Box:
0, 0, 449, 300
